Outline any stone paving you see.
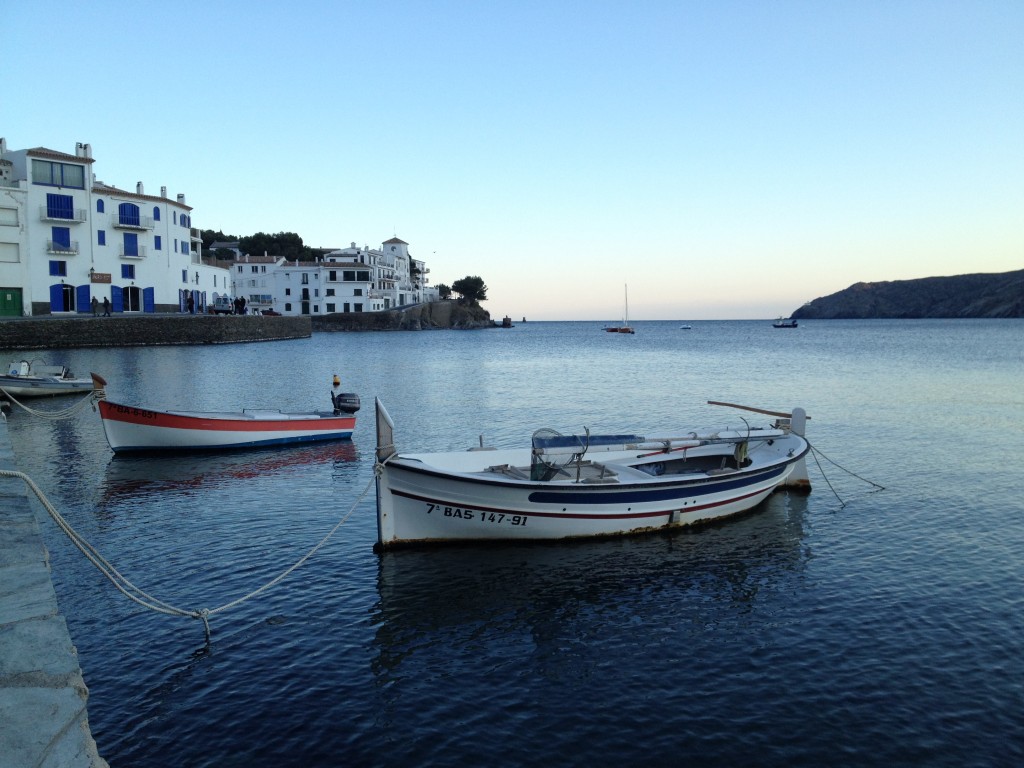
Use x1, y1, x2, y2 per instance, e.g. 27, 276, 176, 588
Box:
0, 419, 107, 767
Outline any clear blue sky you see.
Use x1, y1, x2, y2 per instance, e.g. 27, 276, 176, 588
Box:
5, 1, 1022, 319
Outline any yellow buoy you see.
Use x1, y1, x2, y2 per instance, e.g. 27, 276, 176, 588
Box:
332, 374, 340, 387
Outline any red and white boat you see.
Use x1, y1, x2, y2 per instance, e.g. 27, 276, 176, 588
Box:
97, 380, 359, 453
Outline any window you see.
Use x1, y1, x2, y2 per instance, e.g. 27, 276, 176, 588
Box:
32, 160, 85, 188
327, 303, 336, 312
98, 230, 106, 246
155, 235, 161, 251
122, 264, 135, 280
49, 260, 67, 276
123, 232, 139, 257
173, 211, 178, 225
46, 193, 74, 219
51, 226, 71, 249
96, 200, 104, 213
354, 303, 363, 312
326, 288, 335, 296
251, 266, 259, 273
285, 303, 292, 312
182, 270, 188, 283
237, 265, 244, 273
301, 274, 309, 284
354, 288, 362, 296
174, 239, 178, 253
118, 202, 140, 227
153, 206, 160, 221
285, 288, 291, 296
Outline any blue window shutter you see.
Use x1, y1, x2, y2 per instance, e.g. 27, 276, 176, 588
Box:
49, 284, 63, 310
111, 287, 123, 313
182, 269, 187, 283
97, 199, 104, 213
153, 206, 160, 221
124, 232, 138, 257
155, 235, 161, 251
76, 284, 91, 312
143, 287, 155, 313
98, 230, 105, 246
52, 227, 71, 248
47, 193, 73, 219
118, 202, 140, 227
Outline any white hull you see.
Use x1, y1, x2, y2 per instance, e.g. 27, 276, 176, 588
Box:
374, 400, 810, 550
98, 400, 355, 453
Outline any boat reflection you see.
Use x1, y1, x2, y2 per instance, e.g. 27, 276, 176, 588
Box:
369, 492, 810, 684
99, 440, 360, 501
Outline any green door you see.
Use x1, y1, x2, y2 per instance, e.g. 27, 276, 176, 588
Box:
0, 287, 23, 317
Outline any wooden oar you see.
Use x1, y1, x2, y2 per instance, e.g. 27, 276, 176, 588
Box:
707, 401, 811, 420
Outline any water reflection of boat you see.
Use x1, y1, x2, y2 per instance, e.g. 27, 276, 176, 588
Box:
370, 492, 809, 682
100, 441, 359, 500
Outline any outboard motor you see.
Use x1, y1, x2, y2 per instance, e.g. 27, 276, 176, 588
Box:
331, 375, 361, 415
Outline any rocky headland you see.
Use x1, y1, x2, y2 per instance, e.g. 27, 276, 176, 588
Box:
312, 300, 493, 331
791, 269, 1023, 320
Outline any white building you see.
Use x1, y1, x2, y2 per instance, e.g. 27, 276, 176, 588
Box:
0, 138, 227, 316
232, 237, 439, 316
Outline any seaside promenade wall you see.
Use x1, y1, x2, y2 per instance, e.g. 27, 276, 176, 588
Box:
0, 315, 312, 351
0, 419, 108, 767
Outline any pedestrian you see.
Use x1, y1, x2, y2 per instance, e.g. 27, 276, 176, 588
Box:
240, 296, 247, 315
102, 296, 111, 317
187, 295, 194, 315
91, 297, 98, 317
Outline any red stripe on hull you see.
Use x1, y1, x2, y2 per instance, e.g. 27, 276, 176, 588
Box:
98, 400, 354, 433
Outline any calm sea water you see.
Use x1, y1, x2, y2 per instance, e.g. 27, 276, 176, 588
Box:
4, 319, 1023, 767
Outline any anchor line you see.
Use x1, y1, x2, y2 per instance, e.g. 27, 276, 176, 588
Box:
0, 387, 105, 420
802, 439, 885, 509
0, 467, 376, 643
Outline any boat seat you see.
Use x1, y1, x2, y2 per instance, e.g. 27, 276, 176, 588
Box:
485, 464, 531, 480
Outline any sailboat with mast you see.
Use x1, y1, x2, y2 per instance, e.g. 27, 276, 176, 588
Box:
604, 284, 635, 334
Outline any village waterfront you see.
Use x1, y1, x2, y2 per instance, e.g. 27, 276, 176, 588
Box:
3, 318, 1023, 767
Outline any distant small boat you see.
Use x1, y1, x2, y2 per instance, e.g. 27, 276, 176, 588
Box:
604, 285, 635, 334
773, 317, 798, 328
97, 378, 360, 453
0, 359, 98, 397
680, 325, 692, 330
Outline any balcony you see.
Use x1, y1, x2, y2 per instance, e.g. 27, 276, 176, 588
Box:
120, 245, 148, 259
39, 206, 87, 223
47, 240, 79, 255
111, 214, 155, 231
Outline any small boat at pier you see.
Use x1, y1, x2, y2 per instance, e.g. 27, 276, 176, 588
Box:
373, 399, 810, 550
97, 377, 360, 453
1, 359, 97, 397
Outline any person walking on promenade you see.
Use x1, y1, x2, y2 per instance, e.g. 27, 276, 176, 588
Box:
102, 297, 111, 316
91, 297, 99, 317
187, 295, 195, 315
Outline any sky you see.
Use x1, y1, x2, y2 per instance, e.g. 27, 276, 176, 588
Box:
4, 1, 1022, 320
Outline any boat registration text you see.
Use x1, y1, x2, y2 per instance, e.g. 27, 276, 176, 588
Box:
425, 503, 528, 527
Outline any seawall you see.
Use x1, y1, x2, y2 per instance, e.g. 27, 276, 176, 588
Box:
0, 419, 108, 766
0, 315, 312, 351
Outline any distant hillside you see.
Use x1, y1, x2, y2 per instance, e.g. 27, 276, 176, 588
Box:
791, 269, 1024, 319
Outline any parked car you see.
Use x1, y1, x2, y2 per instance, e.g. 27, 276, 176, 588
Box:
212, 297, 234, 315
262, 309, 281, 316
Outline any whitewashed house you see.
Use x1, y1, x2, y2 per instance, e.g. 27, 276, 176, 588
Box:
0, 137, 226, 316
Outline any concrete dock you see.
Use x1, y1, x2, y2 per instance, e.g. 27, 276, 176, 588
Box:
0, 418, 107, 767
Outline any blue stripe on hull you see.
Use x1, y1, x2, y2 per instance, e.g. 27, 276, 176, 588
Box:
526, 465, 787, 505
112, 431, 352, 453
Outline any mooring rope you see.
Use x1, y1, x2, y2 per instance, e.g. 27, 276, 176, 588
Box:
804, 439, 885, 508
0, 386, 105, 420
0, 466, 376, 644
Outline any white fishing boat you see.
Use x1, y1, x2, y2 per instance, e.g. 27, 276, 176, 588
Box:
97, 378, 360, 453
373, 399, 811, 550
773, 317, 798, 328
0, 360, 97, 397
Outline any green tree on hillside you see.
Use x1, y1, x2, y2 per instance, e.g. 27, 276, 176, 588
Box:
239, 232, 312, 261
451, 276, 487, 304
437, 283, 452, 300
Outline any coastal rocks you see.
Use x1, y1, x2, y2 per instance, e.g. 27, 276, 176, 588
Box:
312, 301, 493, 332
